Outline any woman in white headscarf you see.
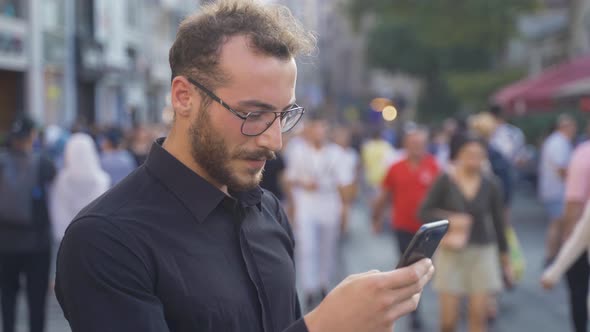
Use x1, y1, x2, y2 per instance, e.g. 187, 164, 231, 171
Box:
50, 133, 110, 241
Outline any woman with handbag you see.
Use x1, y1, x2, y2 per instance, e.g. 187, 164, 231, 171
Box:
419, 134, 512, 332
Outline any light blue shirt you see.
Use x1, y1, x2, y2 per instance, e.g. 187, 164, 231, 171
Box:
539, 132, 572, 201
100, 150, 137, 187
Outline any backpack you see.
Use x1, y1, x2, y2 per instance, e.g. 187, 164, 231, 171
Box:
0, 151, 40, 226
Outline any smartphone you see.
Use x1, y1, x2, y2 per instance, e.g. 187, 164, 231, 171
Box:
396, 220, 449, 268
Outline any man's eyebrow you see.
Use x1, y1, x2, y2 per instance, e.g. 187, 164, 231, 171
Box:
237, 99, 297, 111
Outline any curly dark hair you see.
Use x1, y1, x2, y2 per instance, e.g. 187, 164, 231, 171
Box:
169, 0, 316, 91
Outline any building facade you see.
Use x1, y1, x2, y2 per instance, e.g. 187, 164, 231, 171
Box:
271, 0, 369, 120
0, 1, 27, 131
0, 0, 197, 133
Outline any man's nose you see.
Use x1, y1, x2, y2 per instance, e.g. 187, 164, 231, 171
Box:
255, 118, 283, 152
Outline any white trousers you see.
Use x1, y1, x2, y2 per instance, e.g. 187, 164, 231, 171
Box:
295, 218, 340, 295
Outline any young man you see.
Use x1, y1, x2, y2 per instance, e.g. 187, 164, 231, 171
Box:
371, 126, 439, 331
0, 116, 56, 332
285, 115, 353, 309
55, 2, 434, 332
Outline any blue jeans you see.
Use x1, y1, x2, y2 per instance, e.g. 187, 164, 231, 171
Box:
543, 200, 564, 220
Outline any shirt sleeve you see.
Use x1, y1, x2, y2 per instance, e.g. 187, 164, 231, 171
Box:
489, 148, 513, 205
282, 319, 309, 332
418, 174, 447, 223
552, 138, 572, 168
267, 193, 310, 332
565, 147, 590, 203
55, 216, 170, 332
381, 163, 396, 192
489, 177, 508, 253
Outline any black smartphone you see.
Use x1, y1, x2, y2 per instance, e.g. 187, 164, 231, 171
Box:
396, 220, 449, 268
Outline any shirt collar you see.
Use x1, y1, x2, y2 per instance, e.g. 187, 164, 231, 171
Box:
145, 138, 262, 223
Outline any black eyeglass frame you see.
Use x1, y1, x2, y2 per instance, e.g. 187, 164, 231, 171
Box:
186, 77, 305, 137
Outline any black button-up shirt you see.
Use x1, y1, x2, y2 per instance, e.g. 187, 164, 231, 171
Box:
55, 138, 308, 332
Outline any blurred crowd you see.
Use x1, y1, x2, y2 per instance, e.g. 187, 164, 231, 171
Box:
274, 105, 590, 332
1, 104, 590, 331
0, 119, 166, 332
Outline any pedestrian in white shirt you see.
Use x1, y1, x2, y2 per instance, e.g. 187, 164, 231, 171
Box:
489, 105, 526, 165
539, 115, 577, 263
286, 114, 352, 310
50, 133, 110, 241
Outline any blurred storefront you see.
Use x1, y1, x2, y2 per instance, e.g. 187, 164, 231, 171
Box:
93, 0, 143, 128
0, 0, 197, 133
145, 1, 190, 124
0, 0, 72, 131
75, 0, 101, 126
0, 1, 27, 131
42, 0, 67, 126
493, 55, 590, 115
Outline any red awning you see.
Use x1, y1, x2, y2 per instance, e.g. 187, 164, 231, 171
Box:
492, 55, 590, 115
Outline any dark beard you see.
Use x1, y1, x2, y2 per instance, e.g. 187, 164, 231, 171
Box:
188, 109, 275, 192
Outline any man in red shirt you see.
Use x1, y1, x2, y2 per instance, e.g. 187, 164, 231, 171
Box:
372, 125, 440, 331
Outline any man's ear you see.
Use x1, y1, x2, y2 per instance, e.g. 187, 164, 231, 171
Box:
171, 77, 199, 119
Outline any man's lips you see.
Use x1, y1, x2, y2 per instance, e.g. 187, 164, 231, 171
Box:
244, 159, 266, 169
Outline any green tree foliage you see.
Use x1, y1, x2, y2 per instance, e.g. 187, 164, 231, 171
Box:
348, 0, 537, 120
446, 69, 527, 112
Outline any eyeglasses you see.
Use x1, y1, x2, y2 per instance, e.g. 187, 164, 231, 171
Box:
186, 77, 305, 137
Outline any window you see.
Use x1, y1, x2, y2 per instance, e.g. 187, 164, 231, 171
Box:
76, 0, 94, 37
0, 0, 24, 19
127, 0, 139, 28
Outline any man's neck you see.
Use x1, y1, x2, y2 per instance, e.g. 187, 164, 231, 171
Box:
162, 129, 229, 195
557, 130, 571, 141
407, 154, 423, 166
309, 140, 323, 150
455, 166, 479, 179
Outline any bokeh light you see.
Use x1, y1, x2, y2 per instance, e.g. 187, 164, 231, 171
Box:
382, 105, 398, 121
370, 97, 393, 112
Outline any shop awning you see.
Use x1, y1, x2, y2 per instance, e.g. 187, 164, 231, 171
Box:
492, 55, 590, 115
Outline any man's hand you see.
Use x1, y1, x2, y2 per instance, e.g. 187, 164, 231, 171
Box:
371, 215, 384, 235
340, 206, 350, 234
540, 271, 558, 290
449, 213, 472, 228
304, 259, 435, 332
500, 253, 514, 289
302, 181, 319, 192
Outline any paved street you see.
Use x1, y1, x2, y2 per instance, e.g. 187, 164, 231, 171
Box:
14, 186, 574, 331
341, 185, 572, 332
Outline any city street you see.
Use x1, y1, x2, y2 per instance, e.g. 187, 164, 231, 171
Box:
1, 0, 587, 331
17, 185, 572, 332
340, 184, 572, 332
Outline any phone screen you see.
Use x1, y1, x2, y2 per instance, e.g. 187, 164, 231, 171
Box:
396, 220, 449, 268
